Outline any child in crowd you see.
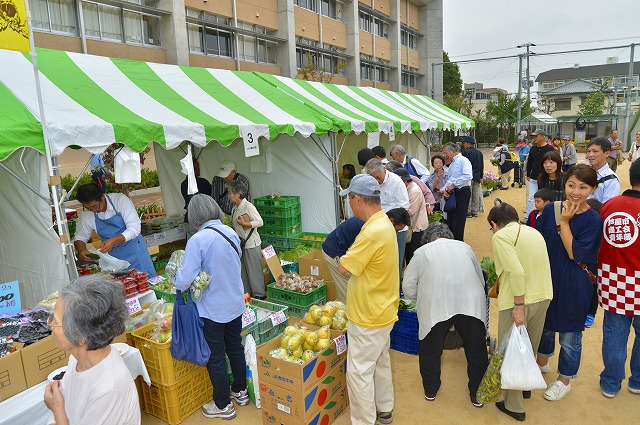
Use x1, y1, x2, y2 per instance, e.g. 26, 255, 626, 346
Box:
526, 188, 554, 228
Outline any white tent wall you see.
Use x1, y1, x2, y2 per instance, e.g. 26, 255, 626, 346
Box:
336, 131, 431, 172
154, 133, 338, 234
0, 149, 68, 309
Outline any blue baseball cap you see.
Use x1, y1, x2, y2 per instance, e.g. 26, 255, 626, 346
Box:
462, 136, 476, 144
339, 174, 381, 197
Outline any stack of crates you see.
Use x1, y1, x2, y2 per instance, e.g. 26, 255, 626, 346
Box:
390, 310, 420, 355
255, 196, 302, 252
249, 298, 289, 344
131, 323, 212, 424
266, 283, 327, 318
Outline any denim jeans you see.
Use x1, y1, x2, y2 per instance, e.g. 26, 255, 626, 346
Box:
525, 179, 538, 216
203, 315, 246, 409
538, 328, 583, 379
600, 310, 640, 394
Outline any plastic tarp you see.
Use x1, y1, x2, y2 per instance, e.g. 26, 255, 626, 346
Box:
0, 148, 67, 309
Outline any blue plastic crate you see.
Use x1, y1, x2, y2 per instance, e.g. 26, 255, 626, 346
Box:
394, 310, 419, 334
390, 329, 419, 355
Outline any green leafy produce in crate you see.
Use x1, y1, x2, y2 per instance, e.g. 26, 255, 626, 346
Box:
278, 245, 314, 263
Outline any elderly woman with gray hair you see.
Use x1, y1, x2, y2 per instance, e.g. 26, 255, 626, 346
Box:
44, 275, 140, 425
402, 223, 488, 408
226, 179, 265, 299
173, 194, 249, 420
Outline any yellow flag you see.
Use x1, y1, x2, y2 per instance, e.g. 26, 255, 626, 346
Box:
0, 0, 30, 53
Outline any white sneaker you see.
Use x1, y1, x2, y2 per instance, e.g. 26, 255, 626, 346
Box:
601, 389, 616, 398
539, 363, 550, 374
230, 389, 250, 406
629, 386, 640, 394
202, 402, 236, 419
544, 381, 571, 401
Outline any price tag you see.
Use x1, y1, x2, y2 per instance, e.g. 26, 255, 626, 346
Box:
388, 124, 396, 141
269, 310, 287, 326
334, 334, 347, 355
155, 232, 166, 243
126, 297, 142, 315
241, 125, 261, 158
148, 276, 166, 286
310, 266, 320, 277
277, 403, 291, 414
242, 308, 257, 328
262, 245, 277, 259
144, 234, 156, 246
0, 281, 21, 315
367, 131, 380, 148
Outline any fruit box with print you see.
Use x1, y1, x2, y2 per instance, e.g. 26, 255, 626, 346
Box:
257, 327, 347, 394
261, 388, 348, 425
0, 343, 26, 400
260, 359, 346, 422
20, 335, 68, 387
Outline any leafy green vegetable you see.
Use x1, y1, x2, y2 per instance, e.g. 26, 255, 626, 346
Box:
428, 211, 444, 223
399, 298, 417, 312
480, 257, 497, 289
278, 245, 314, 262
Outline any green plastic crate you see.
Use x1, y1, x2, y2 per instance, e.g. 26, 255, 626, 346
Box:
277, 299, 326, 318
254, 195, 300, 209
261, 225, 302, 238
153, 258, 169, 271
267, 282, 327, 306
261, 235, 291, 251
249, 298, 289, 333
289, 232, 329, 250
258, 321, 287, 343
262, 214, 301, 229
257, 204, 302, 219
241, 322, 260, 346
151, 287, 187, 303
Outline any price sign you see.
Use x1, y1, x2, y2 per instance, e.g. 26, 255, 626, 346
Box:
148, 276, 166, 286
241, 125, 261, 158
242, 308, 257, 328
333, 334, 347, 355
367, 131, 380, 148
155, 232, 166, 243
269, 310, 287, 326
262, 245, 277, 259
144, 234, 156, 246
0, 281, 21, 315
388, 124, 396, 141
126, 297, 142, 315
310, 266, 320, 277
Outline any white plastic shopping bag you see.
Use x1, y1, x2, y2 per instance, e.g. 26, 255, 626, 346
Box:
244, 334, 261, 408
89, 246, 131, 273
501, 323, 547, 390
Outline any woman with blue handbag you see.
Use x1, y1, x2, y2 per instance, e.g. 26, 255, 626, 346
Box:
174, 194, 249, 420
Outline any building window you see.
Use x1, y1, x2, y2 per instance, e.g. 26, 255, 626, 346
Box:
123, 11, 160, 45
294, 0, 318, 12
475, 92, 492, 100
30, 0, 77, 35
320, 0, 339, 19
400, 28, 416, 49
81, 1, 161, 45
361, 58, 389, 83
542, 81, 564, 91
554, 99, 572, 111
358, 10, 388, 38
296, 39, 345, 75
204, 27, 232, 57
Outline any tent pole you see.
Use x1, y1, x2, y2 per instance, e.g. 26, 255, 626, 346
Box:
330, 132, 340, 228
26, 4, 78, 282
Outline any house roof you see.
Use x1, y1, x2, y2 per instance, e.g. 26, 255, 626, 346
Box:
536, 61, 640, 82
522, 112, 557, 124
541, 79, 600, 96
556, 114, 620, 122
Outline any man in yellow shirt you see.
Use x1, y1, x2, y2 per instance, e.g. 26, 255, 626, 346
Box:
338, 174, 399, 425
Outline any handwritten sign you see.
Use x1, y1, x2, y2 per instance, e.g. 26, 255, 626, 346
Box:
367, 131, 380, 148
269, 310, 287, 326
334, 334, 347, 355
0, 281, 21, 315
126, 297, 142, 315
148, 275, 166, 286
262, 246, 277, 259
310, 266, 320, 277
388, 124, 396, 141
241, 125, 261, 158
242, 308, 257, 328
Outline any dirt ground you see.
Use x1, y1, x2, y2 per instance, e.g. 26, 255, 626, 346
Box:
141, 149, 639, 425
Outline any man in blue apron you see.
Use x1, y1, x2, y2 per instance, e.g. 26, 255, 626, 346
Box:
73, 183, 156, 277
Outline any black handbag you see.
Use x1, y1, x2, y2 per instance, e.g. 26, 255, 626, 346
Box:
443, 191, 457, 213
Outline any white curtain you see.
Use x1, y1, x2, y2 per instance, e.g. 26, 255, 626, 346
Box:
31, 0, 50, 30
187, 24, 203, 53
82, 2, 100, 37
0, 149, 68, 310
154, 134, 337, 233
48, 0, 76, 34
123, 10, 142, 44
99, 4, 122, 41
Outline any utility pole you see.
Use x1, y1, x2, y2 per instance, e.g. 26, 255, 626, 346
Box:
623, 43, 636, 151
518, 42, 536, 100
517, 54, 523, 134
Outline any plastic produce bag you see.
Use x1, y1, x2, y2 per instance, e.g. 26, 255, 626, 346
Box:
501, 323, 547, 390
244, 334, 261, 408
89, 246, 130, 272
476, 324, 512, 404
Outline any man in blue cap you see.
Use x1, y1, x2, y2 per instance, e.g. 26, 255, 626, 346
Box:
462, 136, 484, 218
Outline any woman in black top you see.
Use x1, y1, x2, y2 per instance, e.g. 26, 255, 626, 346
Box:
537, 151, 566, 201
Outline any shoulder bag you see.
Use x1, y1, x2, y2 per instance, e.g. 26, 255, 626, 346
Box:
170, 289, 211, 366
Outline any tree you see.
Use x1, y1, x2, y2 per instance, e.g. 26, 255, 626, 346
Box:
443, 92, 472, 116
486, 93, 532, 123
443, 51, 462, 95
578, 91, 606, 116
298, 53, 344, 84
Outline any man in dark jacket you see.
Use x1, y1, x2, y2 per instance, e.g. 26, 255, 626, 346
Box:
524, 130, 554, 219
461, 136, 484, 218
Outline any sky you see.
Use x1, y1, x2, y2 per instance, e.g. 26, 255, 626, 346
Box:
442, 0, 640, 100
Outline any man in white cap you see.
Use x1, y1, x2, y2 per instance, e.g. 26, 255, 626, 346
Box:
338, 174, 399, 425
211, 160, 251, 215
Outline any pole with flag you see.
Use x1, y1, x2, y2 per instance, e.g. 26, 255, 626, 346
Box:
1, 0, 78, 280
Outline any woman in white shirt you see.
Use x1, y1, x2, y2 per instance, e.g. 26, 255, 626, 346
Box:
628, 131, 640, 163
45, 275, 139, 425
227, 180, 266, 299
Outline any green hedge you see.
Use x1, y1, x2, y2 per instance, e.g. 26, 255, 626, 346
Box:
62, 168, 160, 201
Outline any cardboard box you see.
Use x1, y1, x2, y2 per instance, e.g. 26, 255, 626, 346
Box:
0, 344, 27, 401
261, 388, 348, 425
20, 336, 68, 387
260, 359, 346, 422
257, 329, 347, 394
298, 250, 333, 284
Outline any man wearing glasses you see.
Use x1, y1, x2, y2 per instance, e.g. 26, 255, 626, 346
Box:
73, 183, 156, 276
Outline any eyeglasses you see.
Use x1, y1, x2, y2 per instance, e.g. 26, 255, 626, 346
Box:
47, 312, 62, 328
83, 199, 103, 212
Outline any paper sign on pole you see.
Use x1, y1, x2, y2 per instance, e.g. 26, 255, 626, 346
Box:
0, 281, 21, 315
388, 124, 396, 141
367, 131, 380, 148
241, 126, 260, 157
262, 246, 285, 281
